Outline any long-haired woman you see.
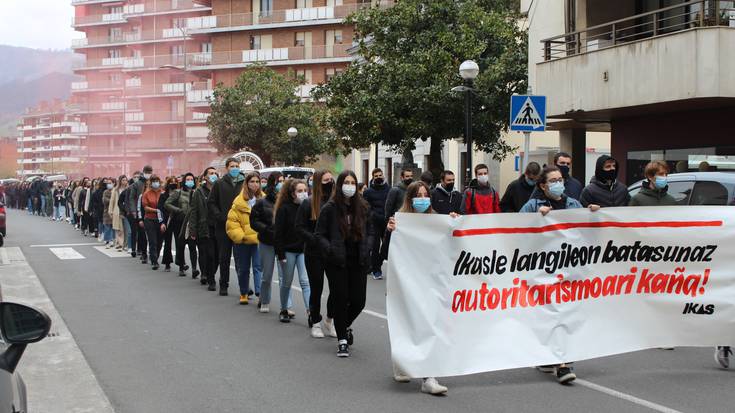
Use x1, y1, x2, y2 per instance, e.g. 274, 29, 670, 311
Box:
227, 171, 264, 305
158, 176, 178, 271
315, 170, 374, 357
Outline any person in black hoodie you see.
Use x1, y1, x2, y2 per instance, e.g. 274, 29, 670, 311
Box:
274, 179, 311, 324
362, 168, 390, 280
500, 162, 541, 212
315, 170, 374, 358
431, 170, 462, 215
296, 170, 336, 338
207, 158, 245, 296
251, 172, 286, 314
580, 155, 630, 208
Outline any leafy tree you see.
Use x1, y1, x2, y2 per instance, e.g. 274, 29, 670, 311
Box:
314, 0, 527, 179
208, 66, 328, 166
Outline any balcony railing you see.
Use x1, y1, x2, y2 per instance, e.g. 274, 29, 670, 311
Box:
126, 111, 185, 123
187, 1, 394, 31
72, 29, 186, 49
71, 80, 124, 91
70, 124, 142, 135
123, 54, 186, 69
188, 45, 351, 68
71, 4, 145, 26
541, 0, 735, 61
125, 83, 189, 97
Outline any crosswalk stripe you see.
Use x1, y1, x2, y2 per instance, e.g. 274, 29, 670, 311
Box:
49, 247, 85, 260
93, 246, 131, 258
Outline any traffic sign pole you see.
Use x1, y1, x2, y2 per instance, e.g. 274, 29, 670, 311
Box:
523, 131, 530, 172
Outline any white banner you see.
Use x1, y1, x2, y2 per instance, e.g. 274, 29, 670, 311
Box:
387, 207, 735, 378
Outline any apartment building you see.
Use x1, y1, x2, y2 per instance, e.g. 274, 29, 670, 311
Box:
528, 0, 735, 184
71, 0, 216, 177
16, 100, 84, 178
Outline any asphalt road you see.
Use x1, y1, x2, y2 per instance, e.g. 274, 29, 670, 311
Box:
3, 208, 734, 413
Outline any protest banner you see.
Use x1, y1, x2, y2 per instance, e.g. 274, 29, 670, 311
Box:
386, 207, 735, 378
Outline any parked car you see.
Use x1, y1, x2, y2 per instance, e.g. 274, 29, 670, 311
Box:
628, 172, 735, 205
257, 167, 315, 181
0, 302, 51, 413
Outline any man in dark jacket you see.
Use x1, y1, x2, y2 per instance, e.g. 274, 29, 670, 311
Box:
128, 166, 151, 260
362, 168, 390, 280
207, 158, 244, 295
431, 170, 462, 215
190, 167, 219, 288
384, 168, 413, 219
500, 162, 541, 212
580, 155, 631, 207
554, 152, 583, 200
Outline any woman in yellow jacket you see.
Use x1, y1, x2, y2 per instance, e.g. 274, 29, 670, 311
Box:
227, 171, 264, 305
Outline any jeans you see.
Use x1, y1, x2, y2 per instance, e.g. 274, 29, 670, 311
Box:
103, 223, 114, 242
143, 218, 161, 264
40, 196, 46, 216
70, 207, 77, 225
326, 262, 367, 342
233, 243, 263, 296
54, 204, 65, 221
259, 243, 291, 308
280, 252, 310, 312
306, 254, 333, 325
97, 220, 104, 238
215, 227, 234, 290
122, 216, 132, 249
27, 198, 32, 214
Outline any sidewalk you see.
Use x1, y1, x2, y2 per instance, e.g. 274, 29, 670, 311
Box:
0, 247, 115, 413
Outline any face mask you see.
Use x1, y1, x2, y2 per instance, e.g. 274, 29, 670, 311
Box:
275, 182, 282, 193
547, 181, 565, 198
654, 176, 667, 189
296, 192, 308, 203
402, 178, 413, 186
106, 183, 113, 190
412, 197, 431, 213
168, 184, 177, 191
342, 184, 356, 198
185, 181, 195, 189
443, 182, 454, 192
260, 183, 267, 190
599, 169, 617, 182
151, 181, 161, 189
525, 177, 536, 187
143, 173, 151, 180
557, 165, 570, 177
229, 167, 240, 178
374, 178, 384, 185
208, 174, 218, 184
477, 175, 489, 185
322, 181, 334, 196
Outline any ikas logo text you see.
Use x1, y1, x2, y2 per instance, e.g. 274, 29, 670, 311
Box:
682, 303, 715, 315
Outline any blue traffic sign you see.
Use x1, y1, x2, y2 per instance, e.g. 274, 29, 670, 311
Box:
510, 95, 547, 132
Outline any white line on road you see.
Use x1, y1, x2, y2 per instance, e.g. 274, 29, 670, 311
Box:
576, 379, 683, 413
93, 246, 131, 258
0, 248, 9, 265
31, 242, 101, 248
49, 247, 85, 260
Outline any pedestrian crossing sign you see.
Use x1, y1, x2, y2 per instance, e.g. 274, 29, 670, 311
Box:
510, 95, 546, 132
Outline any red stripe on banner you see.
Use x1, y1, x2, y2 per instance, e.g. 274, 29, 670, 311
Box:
452, 220, 723, 237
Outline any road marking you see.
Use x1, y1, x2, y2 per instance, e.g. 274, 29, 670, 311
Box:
93, 246, 131, 258
31, 242, 101, 248
49, 247, 85, 260
576, 379, 683, 413
0, 248, 8, 265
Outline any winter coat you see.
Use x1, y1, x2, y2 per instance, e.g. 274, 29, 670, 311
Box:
579, 155, 630, 207
207, 173, 244, 229
384, 182, 409, 219
91, 188, 105, 220
109, 188, 123, 231
499, 176, 536, 212
431, 185, 462, 215
102, 189, 113, 225
295, 196, 327, 257
226, 195, 259, 245
520, 193, 583, 213
461, 184, 501, 215
363, 180, 390, 222
126, 177, 146, 217
315, 200, 374, 269
72, 186, 82, 211
165, 188, 194, 238
188, 184, 213, 239
274, 201, 304, 260
629, 184, 677, 207
250, 191, 277, 246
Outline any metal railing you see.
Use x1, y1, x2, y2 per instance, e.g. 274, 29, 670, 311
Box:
186, 45, 351, 68
541, 0, 735, 61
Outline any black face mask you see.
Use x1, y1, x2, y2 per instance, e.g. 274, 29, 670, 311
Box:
598, 169, 617, 182
443, 182, 454, 192
557, 165, 571, 177
373, 178, 384, 185
322, 181, 334, 197
168, 184, 178, 191
403, 178, 413, 186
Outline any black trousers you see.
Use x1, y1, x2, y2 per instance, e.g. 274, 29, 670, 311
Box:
127, 214, 138, 253
174, 220, 198, 272
136, 218, 148, 258
197, 235, 218, 285
370, 217, 387, 273
325, 262, 367, 342
306, 253, 333, 325
160, 222, 174, 266
215, 227, 233, 289
82, 211, 94, 234
143, 219, 161, 265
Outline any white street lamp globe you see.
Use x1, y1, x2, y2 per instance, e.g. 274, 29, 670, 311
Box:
287, 127, 298, 138
459, 60, 480, 81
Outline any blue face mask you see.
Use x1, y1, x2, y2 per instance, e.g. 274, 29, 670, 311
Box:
229, 167, 241, 178
106, 183, 113, 190
261, 183, 267, 190
276, 182, 282, 192
525, 177, 536, 187
185, 181, 195, 188
547, 181, 565, 198
151, 181, 161, 189
208, 174, 218, 184
412, 197, 431, 213
654, 176, 667, 189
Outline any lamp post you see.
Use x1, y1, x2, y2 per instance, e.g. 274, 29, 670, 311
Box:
457, 60, 479, 187
287, 127, 298, 166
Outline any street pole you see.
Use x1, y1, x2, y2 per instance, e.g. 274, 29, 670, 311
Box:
182, 26, 188, 173
523, 131, 530, 172
374, 143, 379, 170
464, 80, 473, 186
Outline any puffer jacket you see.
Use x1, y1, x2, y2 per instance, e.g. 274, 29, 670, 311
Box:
579, 155, 630, 207
315, 200, 374, 269
250, 191, 277, 246
226, 195, 258, 244
629, 184, 677, 206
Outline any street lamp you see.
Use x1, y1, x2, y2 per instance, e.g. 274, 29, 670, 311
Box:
456, 60, 479, 187
287, 127, 298, 166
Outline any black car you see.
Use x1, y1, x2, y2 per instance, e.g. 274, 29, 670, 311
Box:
628, 172, 735, 205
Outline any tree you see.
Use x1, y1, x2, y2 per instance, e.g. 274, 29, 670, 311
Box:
313, 0, 527, 180
208, 66, 329, 166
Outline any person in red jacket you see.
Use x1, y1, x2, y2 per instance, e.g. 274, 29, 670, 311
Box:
460, 164, 500, 215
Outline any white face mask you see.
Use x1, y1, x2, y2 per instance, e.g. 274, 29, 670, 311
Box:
477, 174, 489, 185
143, 173, 152, 180
342, 184, 356, 198
296, 192, 308, 203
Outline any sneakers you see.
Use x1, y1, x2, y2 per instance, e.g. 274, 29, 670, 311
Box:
346, 328, 354, 346
239, 295, 249, 305
219, 289, 228, 296
152, 263, 159, 270
421, 377, 448, 395
372, 271, 384, 280
311, 323, 325, 338
555, 366, 576, 384
178, 269, 187, 277
323, 318, 337, 338
287, 309, 296, 319
337, 340, 350, 358
393, 373, 411, 383
716, 346, 732, 368
248, 289, 254, 298
207, 284, 217, 291
536, 365, 555, 373
192, 270, 200, 279
164, 264, 171, 272
279, 310, 290, 323
259, 303, 270, 313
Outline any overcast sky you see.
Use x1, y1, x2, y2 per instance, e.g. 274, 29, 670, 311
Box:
0, 0, 75, 50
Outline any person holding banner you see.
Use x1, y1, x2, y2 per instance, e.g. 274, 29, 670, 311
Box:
386, 181, 452, 395
315, 170, 374, 358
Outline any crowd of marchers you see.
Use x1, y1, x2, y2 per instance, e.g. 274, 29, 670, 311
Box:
2, 151, 730, 396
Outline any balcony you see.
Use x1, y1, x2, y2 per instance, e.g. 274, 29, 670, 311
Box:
126, 111, 185, 124
188, 45, 352, 70
71, 80, 124, 93
17, 134, 82, 143
71, 4, 144, 26
122, 54, 186, 70
70, 124, 142, 136
187, 1, 394, 33
71, 29, 187, 49
124, 82, 189, 97
536, 0, 735, 120
18, 145, 83, 154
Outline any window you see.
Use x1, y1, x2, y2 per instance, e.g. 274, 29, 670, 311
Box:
326, 29, 343, 44
326, 0, 343, 6
171, 45, 185, 56
109, 49, 122, 58
109, 73, 121, 83
296, 0, 313, 7
325, 68, 337, 82
250, 35, 262, 50
667, 181, 695, 205
295, 32, 305, 47
110, 6, 123, 14
109, 27, 122, 42
295, 69, 312, 84
201, 42, 212, 53
173, 18, 187, 28
691, 181, 733, 205
260, 0, 273, 17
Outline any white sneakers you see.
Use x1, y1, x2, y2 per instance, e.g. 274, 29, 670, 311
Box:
322, 318, 337, 338
259, 303, 270, 313
311, 323, 325, 338
420, 377, 448, 395
393, 373, 411, 383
